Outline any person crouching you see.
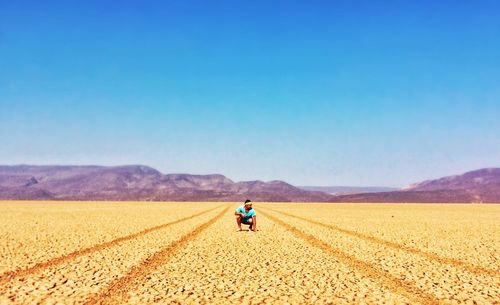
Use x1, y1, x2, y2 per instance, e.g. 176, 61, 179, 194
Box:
235, 199, 257, 232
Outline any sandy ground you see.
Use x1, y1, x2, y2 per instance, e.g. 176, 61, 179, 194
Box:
0, 201, 498, 304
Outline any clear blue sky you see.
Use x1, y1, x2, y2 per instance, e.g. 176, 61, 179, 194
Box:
1, 0, 499, 186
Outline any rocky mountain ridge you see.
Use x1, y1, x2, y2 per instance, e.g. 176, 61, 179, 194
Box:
0, 165, 498, 202
0, 165, 333, 202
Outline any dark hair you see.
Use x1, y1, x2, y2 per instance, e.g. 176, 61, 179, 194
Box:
244, 199, 252, 204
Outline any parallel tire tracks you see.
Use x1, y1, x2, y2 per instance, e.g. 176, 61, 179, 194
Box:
0, 205, 224, 284
261, 207, 499, 278
83, 205, 230, 305
260, 209, 440, 305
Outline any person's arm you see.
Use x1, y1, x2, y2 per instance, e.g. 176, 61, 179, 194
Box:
234, 210, 246, 217
252, 216, 257, 231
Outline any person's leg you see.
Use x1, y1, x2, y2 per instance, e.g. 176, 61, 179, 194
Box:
236, 215, 243, 230
247, 218, 253, 230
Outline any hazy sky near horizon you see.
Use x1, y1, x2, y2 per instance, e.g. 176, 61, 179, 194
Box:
1, 0, 499, 186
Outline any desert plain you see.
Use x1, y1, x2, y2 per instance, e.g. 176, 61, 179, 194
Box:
0, 201, 498, 304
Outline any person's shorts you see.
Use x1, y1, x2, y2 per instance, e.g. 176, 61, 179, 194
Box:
241, 218, 252, 225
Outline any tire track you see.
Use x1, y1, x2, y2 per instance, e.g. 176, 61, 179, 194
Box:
260, 209, 440, 305
0, 204, 224, 284
83, 205, 230, 305
261, 206, 499, 278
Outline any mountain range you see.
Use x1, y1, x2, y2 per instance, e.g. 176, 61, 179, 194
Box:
0, 165, 499, 203
0, 165, 332, 202
298, 186, 398, 195
330, 168, 500, 203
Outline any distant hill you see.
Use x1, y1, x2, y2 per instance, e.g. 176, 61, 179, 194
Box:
298, 186, 398, 195
331, 168, 500, 203
0, 165, 498, 203
405, 168, 500, 192
0, 165, 334, 202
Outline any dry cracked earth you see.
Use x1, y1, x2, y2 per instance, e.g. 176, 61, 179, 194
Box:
0, 201, 498, 304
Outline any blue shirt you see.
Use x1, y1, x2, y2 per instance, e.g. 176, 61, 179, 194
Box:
236, 205, 256, 222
